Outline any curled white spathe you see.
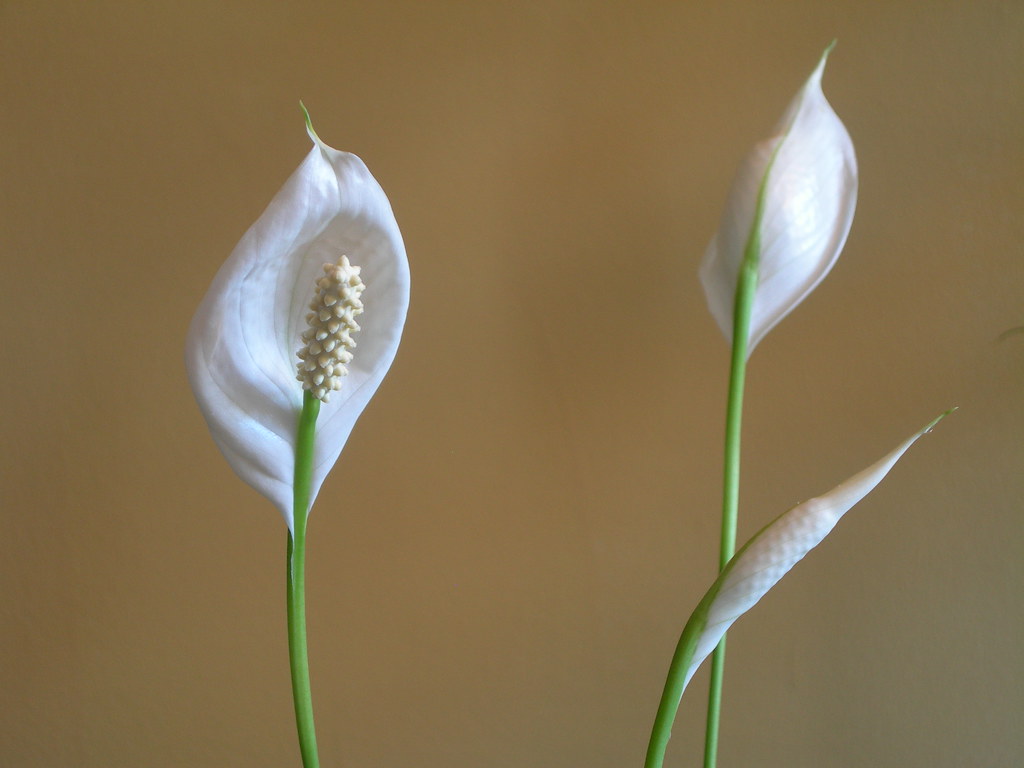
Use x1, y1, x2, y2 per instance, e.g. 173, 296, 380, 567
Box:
677, 412, 949, 695
700, 46, 858, 353
186, 122, 410, 532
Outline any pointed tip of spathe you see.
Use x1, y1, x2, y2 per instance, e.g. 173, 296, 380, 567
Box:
299, 100, 323, 146
809, 39, 837, 85
923, 407, 958, 434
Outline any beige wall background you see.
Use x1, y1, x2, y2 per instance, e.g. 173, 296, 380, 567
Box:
1, 2, 1020, 766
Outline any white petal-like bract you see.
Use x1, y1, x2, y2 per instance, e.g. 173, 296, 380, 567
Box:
700, 45, 857, 353
677, 412, 948, 694
186, 121, 410, 531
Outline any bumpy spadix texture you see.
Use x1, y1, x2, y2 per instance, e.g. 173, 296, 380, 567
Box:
186, 123, 410, 532
676, 414, 947, 695
296, 256, 365, 402
700, 46, 857, 353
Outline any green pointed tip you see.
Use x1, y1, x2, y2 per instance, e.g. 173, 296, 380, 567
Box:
923, 407, 957, 434
299, 101, 322, 144
814, 39, 837, 76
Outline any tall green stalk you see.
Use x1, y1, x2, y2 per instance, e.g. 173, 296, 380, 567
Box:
643, 263, 757, 768
645, 144, 771, 768
288, 390, 321, 768
700, 136, 775, 768
702, 260, 756, 768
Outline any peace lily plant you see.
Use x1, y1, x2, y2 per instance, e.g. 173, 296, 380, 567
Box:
184, 48, 946, 768
186, 107, 409, 768
643, 43, 950, 768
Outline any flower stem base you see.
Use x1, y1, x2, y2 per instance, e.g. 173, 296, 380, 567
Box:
288, 392, 321, 768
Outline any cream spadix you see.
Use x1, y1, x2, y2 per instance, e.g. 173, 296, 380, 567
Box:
667, 412, 949, 701
700, 44, 857, 353
185, 115, 410, 532
296, 255, 366, 403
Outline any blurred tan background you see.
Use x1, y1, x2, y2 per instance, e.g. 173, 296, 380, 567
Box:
1, 2, 1021, 766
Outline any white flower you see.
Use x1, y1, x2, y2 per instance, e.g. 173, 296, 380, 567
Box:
674, 412, 949, 695
185, 116, 410, 532
700, 44, 857, 353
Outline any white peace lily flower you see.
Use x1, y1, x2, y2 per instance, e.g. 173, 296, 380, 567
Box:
186, 115, 410, 532
674, 412, 949, 695
700, 44, 857, 353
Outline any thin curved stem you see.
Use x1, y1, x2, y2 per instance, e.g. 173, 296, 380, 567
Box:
288, 391, 321, 768
644, 264, 755, 768
646, 124, 773, 768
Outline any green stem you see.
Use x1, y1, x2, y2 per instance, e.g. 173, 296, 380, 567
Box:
698, 127, 778, 768
702, 260, 755, 768
644, 159, 765, 768
643, 607, 707, 768
702, 637, 726, 768
643, 264, 756, 768
288, 390, 321, 768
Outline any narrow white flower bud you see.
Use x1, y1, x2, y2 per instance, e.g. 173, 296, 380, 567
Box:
700, 45, 857, 354
675, 411, 950, 694
296, 256, 365, 402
